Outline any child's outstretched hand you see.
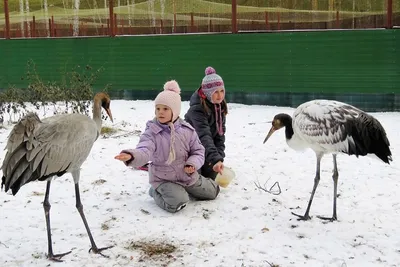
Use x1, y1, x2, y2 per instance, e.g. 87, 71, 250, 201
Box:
213, 161, 224, 175
184, 165, 195, 174
114, 153, 133, 162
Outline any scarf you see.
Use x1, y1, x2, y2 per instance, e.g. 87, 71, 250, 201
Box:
166, 121, 176, 165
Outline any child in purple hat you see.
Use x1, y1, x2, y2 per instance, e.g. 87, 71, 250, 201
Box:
184, 66, 228, 181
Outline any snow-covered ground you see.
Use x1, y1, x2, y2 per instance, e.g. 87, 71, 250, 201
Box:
1, 100, 399, 267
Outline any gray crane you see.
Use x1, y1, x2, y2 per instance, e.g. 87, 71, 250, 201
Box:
1, 92, 114, 261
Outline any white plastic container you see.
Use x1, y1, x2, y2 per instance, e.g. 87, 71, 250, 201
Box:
215, 166, 235, 188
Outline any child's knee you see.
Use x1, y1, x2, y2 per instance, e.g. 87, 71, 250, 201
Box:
201, 183, 220, 200
159, 193, 190, 213
214, 185, 220, 198
153, 183, 190, 212
206, 184, 220, 200
188, 177, 220, 200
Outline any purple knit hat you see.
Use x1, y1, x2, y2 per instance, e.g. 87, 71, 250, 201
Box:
201, 66, 225, 103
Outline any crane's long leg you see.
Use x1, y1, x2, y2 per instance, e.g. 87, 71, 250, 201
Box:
73, 171, 113, 257
292, 153, 323, 221
317, 154, 339, 222
43, 180, 72, 262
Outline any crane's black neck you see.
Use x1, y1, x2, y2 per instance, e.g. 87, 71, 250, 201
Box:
278, 114, 294, 140
285, 122, 294, 140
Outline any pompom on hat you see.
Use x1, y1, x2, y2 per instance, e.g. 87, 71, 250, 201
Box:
201, 66, 225, 103
154, 80, 182, 122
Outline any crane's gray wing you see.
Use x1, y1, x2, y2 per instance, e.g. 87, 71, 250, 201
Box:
292, 100, 362, 153
1, 112, 98, 195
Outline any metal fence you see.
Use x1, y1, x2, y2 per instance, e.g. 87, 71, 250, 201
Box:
1, 0, 399, 39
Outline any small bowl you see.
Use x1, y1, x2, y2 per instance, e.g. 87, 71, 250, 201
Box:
215, 166, 235, 188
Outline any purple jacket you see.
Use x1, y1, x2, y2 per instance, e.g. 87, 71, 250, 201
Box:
122, 118, 205, 189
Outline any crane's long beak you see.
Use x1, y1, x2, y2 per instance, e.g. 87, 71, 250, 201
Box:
263, 126, 276, 144
106, 108, 114, 123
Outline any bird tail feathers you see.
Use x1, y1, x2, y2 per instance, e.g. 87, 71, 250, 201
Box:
1, 113, 42, 195
347, 113, 392, 164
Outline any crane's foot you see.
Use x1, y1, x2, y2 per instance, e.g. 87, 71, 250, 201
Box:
89, 245, 114, 258
47, 251, 72, 262
316, 215, 337, 222
291, 212, 311, 221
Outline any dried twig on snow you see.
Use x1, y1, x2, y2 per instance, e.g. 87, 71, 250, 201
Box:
265, 260, 280, 267
254, 178, 281, 195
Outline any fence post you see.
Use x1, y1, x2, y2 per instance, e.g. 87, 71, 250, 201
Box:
387, 0, 393, 29
191, 12, 195, 32
336, 10, 340, 28
51, 16, 55, 37
24, 20, 28, 37
114, 13, 117, 35
173, 0, 177, 33
32, 15, 36, 37
109, 0, 115, 37
48, 18, 52, 37
231, 0, 237, 33
277, 12, 281, 30
4, 0, 10, 39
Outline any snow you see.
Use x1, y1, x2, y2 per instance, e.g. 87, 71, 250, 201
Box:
1, 100, 399, 267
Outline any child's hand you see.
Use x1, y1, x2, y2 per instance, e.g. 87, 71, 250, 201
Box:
114, 153, 133, 162
184, 165, 195, 174
213, 161, 224, 175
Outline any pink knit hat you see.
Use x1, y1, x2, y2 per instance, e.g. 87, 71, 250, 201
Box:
154, 80, 182, 122
201, 66, 225, 102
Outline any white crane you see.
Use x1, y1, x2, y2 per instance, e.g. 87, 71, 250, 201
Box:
263, 99, 392, 222
1, 92, 114, 261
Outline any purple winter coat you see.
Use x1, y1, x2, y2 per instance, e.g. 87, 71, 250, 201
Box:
122, 118, 205, 189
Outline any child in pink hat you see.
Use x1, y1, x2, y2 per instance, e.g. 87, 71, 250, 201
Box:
115, 80, 220, 213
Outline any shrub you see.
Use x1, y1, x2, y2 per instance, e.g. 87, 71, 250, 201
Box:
0, 59, 111, 125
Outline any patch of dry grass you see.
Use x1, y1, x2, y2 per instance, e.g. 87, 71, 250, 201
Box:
101, 216, 117, 231
125, 240, 178, 265
126, 240, 177, 256
31, 191, 44, 196
92, 178, 107, 185
100, 126, 118, 135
